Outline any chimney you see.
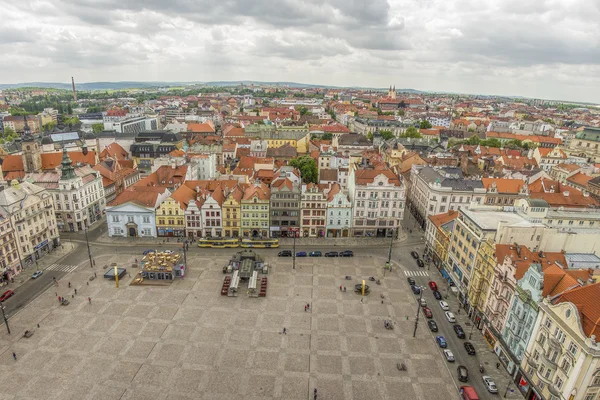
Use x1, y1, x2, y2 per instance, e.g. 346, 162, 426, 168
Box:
71, 77, 77, 101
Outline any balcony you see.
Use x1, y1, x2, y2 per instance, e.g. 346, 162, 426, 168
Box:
549, 336, 563, 349
526, 357, 538, 370
536, 370, 553, 384
548, 384, 561, 397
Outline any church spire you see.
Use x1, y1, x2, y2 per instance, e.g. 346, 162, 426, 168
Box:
23, 115, 33, 140
60, 147, 76, 180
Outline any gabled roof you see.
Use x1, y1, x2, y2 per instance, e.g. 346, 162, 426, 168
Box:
100, 143, 128, 160
135, 165, 188, 189
552, 282, 600, 338
354, 165, 401, 186
1, 151, 97, 173
481, 178, 525, 194
108, 186, 168, 208
428, 210, 459, 228
187, 122, 215, 133
170, 184, 196, 210
566, 172, 593, 187
242, 182, 270, 200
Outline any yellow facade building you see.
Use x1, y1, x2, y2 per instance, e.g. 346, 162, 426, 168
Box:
156, 196, 186, 237
467, 237, 495, 329
222, 185, 244, 238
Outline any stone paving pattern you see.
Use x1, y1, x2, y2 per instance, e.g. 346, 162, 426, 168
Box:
0, 252, 457, 400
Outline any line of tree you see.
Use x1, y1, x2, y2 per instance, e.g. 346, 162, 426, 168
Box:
289, 155, 318, 184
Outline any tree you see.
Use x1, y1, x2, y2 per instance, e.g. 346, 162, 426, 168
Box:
63, 116, 81, 126
43, 121, 57, 132
67, 103, 73, 114
400, 126, 422, 138
379, 129, 395, 140
297, 106, 309, 116
2, 127, 16, 138
420, 120, 432, 129
466, 135, 481, 145
289, 156, 318, 184
481, 138, 502, 148
92, 123, 104, 134
86, 105, 104, 113
321, 132, 333, 141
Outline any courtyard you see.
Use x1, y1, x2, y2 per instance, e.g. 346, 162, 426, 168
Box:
0, 250, 457, 400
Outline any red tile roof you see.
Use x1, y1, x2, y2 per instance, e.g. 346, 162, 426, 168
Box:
481, 178, 525, 194
552, 283, 600, 338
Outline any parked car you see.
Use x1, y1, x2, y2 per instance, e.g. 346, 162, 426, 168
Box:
422, 307, 433, 318
324, 251, 339, 257
309, 251, 322, 257
278, 250, 292, 257
417, 259, 424, 268
0, 290, 14, 302
445, 311, 456, 323
407, 277, 416, 286
296, 251, 307, 257
420, 299, 427, 307
411, 285, 421, 295
433, 290, 442, 300
411, 251, 419, 259
32, 270, 43, 279
453, 324, 466, 339
464, 342, 476, 355
443, 349, 455, 362
457, 365, 469, 382
482, 376, 498, 394
428, 281, 438, 291
439, 301, 450, 311
436, 335, 447, 348
340, 250, 354, 257
428, 320, 438, 332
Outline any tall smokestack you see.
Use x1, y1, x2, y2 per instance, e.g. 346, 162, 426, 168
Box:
71, 77, 77, 101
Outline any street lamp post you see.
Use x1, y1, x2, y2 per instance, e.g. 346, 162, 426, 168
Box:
0, 301, 10, 335
292, 232, 296, 270
413, 286, 424, 338
85, 227, 94, 268
503, 381, 512, 398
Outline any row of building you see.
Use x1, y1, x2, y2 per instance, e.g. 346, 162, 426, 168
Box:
425, 203, 600, 400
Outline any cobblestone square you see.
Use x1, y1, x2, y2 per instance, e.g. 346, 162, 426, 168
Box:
0, 251, 457, 399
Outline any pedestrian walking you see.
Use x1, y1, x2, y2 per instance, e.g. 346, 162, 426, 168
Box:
12, 352, 16, 360
58, 296, 61, 303
339, 285, 342, 291
68, 282, 71, 288
360, 298, 363, 303
94, 272, 97, 277
88, 297, 91, 304
283, 327, 287, 335
74, 289, 77, 295
496, 362, 500, 369
343, 287, 346, 292
37, 324, 40, 328
304, 305, 307, 312
306, 303, 310, 310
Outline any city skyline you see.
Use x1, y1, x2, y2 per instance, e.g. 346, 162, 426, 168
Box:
1, 0, 600, 103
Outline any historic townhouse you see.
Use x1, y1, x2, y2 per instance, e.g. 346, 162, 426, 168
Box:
0, 209, 20, 282
520, 283, 600, 400
425, 210, 458, 271
301, 183, 328, 238
200, 186, 224, 237
241, 181, 270, 238
0, 180, 60, 265
106, 187, 170, 238
467, 237, 495, 331
348, 163, 405, 238
222, 184, 244, 238
269, 168, 301, 238
325, 183, 352, 238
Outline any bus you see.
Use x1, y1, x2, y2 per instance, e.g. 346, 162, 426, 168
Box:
197, 238, 240, 248
240, 238, 280, 248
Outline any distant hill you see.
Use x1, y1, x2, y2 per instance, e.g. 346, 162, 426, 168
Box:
0, 80, 421, 93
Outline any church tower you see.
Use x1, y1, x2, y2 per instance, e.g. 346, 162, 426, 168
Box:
22, 116, 42, 173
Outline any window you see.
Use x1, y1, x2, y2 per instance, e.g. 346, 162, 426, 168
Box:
127, 216, 134, 223
568, 342, 578, 356
544, 318, 552, 329
112, 215, 119, 222
555, 377, 564, 389
143, 216, 150, 224
560, 359, 571, 374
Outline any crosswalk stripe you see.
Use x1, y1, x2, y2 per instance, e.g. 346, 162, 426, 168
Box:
45, 264, 78, 273
403, 270, 429, 277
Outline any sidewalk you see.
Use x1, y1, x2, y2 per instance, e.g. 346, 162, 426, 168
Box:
2, 241, 77, 291
82, 229, 409, 248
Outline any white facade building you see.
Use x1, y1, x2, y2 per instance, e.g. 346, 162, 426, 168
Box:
106, 188, 170, 237
325, 184, 353, 237
0, 180, 60, 264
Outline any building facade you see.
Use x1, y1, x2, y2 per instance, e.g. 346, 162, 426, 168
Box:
301, 183, 327, 237
0, 209, 20, 282
348, 164, 405, 238
222, 185, 243, 238
269, 174, 300, 238
325, 184, 352, 238
241, 182, 270, 238
156, 197, 186, 237
0, 180, 60, 265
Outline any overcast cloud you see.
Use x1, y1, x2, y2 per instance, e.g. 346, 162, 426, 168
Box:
1, 0, 599, 102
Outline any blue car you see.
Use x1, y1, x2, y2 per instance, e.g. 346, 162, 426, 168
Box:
436, 335, 447, 348
411, 285, 421, 295
296, 252, 307, 257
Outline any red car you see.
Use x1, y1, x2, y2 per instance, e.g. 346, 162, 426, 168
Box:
423, 307, 433, 319
428, 281, 438, 291
0, 290, 14, 302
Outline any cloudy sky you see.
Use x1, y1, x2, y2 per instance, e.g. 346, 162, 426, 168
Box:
2, 0, 600, 102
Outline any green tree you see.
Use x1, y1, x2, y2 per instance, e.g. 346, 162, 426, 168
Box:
481, 138, 502, 148
43, 121, 57, 132
420, 120, 432, 129
297, 106, 309, 116
86, 105, 104, 113
63, 116, 81, 126
92, 123, 104, 134
379, 129, 395, 140
367, 132, 373, 141
400, 126, 422, 138
321, 132, 333, 141
466, 135, 481, 145
289, 155, 318, 184
67, 103, 73, 114
2, 127, 17, 138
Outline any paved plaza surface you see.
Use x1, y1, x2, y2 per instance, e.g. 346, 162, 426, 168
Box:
0, 250, 458, 400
